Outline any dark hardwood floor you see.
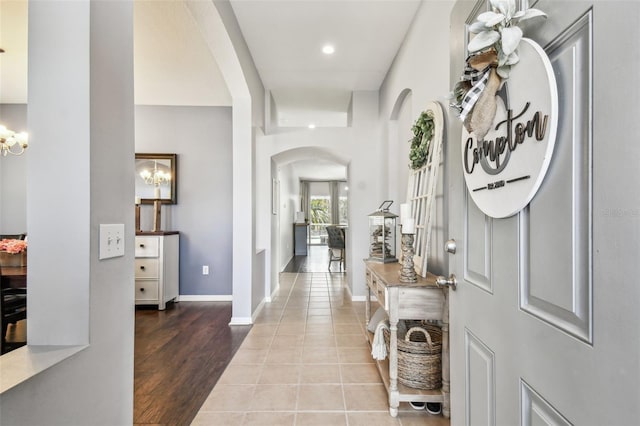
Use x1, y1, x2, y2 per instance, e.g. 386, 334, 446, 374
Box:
134, 301, 251, 425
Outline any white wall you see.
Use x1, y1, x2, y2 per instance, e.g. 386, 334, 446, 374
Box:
0, 104, 28, 234
211, 0, 264, 127
379, 0, 454, 275
265, 157, 279, 298
210, 0, 266, 322
1, 2, 135, 424
258, 1, 455, 301
386, 91, 414, 207
257, 91, 384, 298
185, 0, 266, 322
277, 163, 297, 271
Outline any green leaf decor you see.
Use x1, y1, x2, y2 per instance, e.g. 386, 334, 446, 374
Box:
408, 110, 435, 170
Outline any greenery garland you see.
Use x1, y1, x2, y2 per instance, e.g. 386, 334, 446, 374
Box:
408, 110, 434, 170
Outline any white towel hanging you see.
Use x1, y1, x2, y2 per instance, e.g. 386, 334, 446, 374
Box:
371, 320, 390, 360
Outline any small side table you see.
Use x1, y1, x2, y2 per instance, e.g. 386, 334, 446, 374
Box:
364, 261, 450, 418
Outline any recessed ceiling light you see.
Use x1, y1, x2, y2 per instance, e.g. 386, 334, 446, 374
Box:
322, 45, 335, 55
308, 123, 316, 129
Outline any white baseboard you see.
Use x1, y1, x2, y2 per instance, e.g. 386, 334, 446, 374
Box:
251, 299, 266, 323
229, 316, 253, 326
178, 295, 233, 302
265, 283, 280, 303
345, 285, 375, 302
345, 285, 360, 301
345, 283, 353, 300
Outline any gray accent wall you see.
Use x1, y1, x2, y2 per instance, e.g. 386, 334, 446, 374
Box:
0, 103, 233, 296
135, 105, 233, 296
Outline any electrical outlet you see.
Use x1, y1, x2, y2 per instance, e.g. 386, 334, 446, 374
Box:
202, 265, 209, 275
99, 224, 125, 260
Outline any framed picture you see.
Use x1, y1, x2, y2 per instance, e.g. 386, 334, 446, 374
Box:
135, 153, 177, 204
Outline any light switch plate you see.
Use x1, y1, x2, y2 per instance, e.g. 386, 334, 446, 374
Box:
99, 224, 125, 260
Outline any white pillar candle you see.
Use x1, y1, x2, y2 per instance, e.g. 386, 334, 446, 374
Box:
402, 218, 415, 234
400, 203, 410, 224
135, 196, 141, 205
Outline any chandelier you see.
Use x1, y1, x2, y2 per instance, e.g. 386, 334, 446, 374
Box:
0, 124, 29, 156
139, 160, 171, 186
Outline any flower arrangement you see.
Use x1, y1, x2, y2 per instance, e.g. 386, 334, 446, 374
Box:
408, 110, 435, 170
0, 239, 27, 254
450, 0, 546, 139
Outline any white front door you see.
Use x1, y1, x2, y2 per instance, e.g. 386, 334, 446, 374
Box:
447, 1, 640, 425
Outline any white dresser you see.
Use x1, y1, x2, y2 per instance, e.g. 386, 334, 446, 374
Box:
135, 232, 179, 310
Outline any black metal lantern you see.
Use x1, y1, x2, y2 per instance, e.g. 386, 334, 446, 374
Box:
367, 200, 398, 263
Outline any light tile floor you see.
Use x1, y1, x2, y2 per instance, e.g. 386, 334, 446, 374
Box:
192, 272, 449, 426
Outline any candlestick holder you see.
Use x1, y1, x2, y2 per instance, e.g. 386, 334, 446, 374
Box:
153, 200, 162, 232
399, 233, 417, 283
135, 204, 141, 233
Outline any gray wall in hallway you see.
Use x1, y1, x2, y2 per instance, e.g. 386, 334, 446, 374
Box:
135, 105, 233, 296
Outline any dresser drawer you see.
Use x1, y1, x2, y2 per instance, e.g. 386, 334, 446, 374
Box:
135, 280, 159, 301
367, 270, 377, 293
368, 272, 387, 310
135, 237, 159, 257
376, 281, 388, 311
398, 287, 444, 320
135, 258, 159, 279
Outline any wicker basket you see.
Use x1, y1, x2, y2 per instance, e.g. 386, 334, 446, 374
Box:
385, 323, 442, 390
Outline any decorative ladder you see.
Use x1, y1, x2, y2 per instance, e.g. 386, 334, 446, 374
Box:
405, 101, 445, 276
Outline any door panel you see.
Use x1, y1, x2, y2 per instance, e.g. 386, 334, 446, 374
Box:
520, 380, 572, 426
448, 1, 640, 425
464, 193, 493, 293
520, 11, 593, 343
465, 329, 496, 426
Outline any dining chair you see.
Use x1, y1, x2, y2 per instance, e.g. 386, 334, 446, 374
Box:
0, 266, 27, 354
326, 225, 346, 271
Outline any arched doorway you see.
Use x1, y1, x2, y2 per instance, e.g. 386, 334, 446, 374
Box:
269, 147, 349, 296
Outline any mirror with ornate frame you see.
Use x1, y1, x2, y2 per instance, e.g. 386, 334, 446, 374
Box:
135, 153, 177, 204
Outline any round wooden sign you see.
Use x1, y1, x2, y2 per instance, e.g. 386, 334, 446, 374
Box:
461, 38, 558, 218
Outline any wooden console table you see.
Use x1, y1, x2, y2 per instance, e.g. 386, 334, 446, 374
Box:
0, 266, 27, 278
364, 261, 450, 418
1, 266, 27, 288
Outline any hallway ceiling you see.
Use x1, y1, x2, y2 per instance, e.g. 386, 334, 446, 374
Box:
1, 0, 421, 127
230, 0, 421, 127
